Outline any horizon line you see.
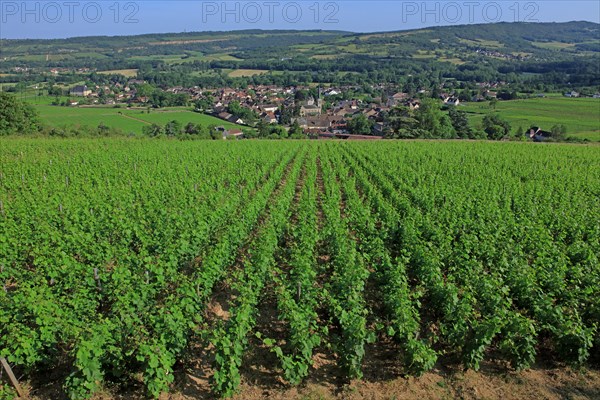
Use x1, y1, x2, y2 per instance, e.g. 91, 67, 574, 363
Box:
2, 19, 598, 41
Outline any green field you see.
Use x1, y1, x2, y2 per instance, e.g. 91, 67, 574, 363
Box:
0, 140, 598, 399
461, 97, 600, 141
32, 104, 243, 133
532, 41, 577, 50
97, 69, 139, 77
128, 52, 243, 64
228, 69, 269, 77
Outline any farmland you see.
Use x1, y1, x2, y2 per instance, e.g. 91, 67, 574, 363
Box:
22, 95, 600, 140
461, 97, 600, 141
97, 69, 139, 77
31, 105, 243, 134
227, 69, 269, 78
0, 139, 598, 399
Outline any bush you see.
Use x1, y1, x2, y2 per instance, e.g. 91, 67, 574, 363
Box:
0, 92, 40, 135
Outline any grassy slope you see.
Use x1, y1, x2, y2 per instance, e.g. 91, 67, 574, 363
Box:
33, 104, 242, 134
30, 96, 599, 139
461, 97, 600, 141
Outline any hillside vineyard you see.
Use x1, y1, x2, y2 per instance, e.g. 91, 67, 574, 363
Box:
0, 140, 599, 398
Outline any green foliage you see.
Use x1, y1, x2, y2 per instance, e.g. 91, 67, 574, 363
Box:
0, 140, 598, 398
227, 101, 257, 124
551, 124, 567, 139
143, 123, 163, 137
164, 120, 182, 136
347, 114, 374, 135
0, 92, 40, 135
448, 107, 476, 139
0, 384, 16, 400
483, 114, 512, 140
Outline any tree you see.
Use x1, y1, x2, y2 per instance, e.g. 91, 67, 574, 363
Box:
489, 97, 498, 110
438, 115, 456, 139
271, 125, 288, 138
347, 114, 374, 135
381, 90, 388, 105
48, 85, 63, 96
415, 98, 455, 138
279, 104, 294, 125
184, 122, 200, 135
289, 120, 304, 137
448, 107, 474, 139
227, 101, 257, 124
195, 97, 214, 111
497, 89, 518, 100
97, 122, 110, 135
550, 124, 567, 140
210, 127, 223, 140
294, 90, 308, 101
482, 114, 511, 140
142, 123, 163, 137
256, 120, 270, 138
164, 120, 182, 136
384, 106, 419, 138
0, 92, 40, 135
136, 83, 155, 98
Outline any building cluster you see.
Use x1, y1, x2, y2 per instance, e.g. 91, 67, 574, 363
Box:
63, 76, 600, 138
198, 86, 427, 136
64, 80, 470, 136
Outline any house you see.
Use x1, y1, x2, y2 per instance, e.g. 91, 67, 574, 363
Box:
373, 122, 386, 135
328, 116, 348, 133
564, 91, 580, 98
333, 107, 358, 117
218, 111, 243, 124
528, 127, 552, 142
69, 85, 91, 96
300, 104, 321, 117
299, 116, 331, 130
336, 99, 359, 110
261, 112, 278, 124
316, 132, 336, 139
443, 96, 460, 106
363, 109, 379, 119
213, 105, 226, 114
218, 111, 233, 121
386, 92, 409, 107
392, 92, 408, 101
261, 104, 278, 113
406, 99, 421, 110
337, 133, 383, 140
224, 128, 244, 139
214, 126, 244, 139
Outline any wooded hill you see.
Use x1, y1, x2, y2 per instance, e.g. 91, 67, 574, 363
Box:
1, 22, 598, 89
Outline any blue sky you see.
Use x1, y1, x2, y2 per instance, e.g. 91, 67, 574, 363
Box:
1, 1, 599, 39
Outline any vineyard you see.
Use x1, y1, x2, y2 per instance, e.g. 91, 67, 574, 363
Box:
0, 139, 599, 399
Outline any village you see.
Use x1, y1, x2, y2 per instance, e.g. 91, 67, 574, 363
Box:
60, 79, 488, 139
